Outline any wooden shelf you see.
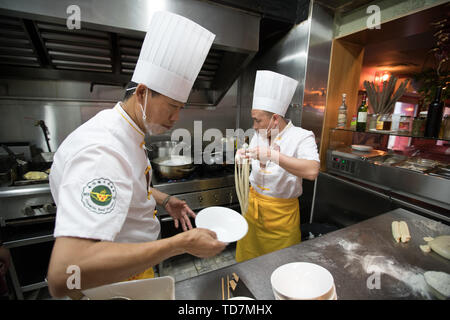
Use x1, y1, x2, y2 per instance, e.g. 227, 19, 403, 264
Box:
331, 127, 450, 142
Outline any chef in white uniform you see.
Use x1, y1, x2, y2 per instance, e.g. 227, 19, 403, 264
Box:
47, 11, 226, 298
235, 70, 320, 262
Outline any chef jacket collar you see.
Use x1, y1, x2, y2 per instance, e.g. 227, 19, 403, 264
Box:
115, 102, 146, 145
272, 120, 293, 143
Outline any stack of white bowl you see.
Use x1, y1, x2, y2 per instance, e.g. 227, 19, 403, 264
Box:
271, 262, 337, 300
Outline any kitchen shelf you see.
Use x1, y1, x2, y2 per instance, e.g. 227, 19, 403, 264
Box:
331, 127, 450, 142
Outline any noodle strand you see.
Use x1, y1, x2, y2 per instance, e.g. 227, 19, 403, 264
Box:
235, 150, 250, 216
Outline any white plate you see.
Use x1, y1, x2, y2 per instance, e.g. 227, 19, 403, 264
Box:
82, 276, 175, 300
271, 262, 334, 300
351, 145, 373, 152
195, 206, 248, 243
228, 296, 255, 300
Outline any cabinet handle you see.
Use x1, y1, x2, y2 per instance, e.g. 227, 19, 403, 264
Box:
160, 216, 174, 223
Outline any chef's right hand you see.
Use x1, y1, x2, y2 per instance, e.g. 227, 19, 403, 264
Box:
179, 228, 226, 258
235, 148, 250, 163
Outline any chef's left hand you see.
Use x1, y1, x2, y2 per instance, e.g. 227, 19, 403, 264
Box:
249, 146, 280, 164
165, 197, 196, 231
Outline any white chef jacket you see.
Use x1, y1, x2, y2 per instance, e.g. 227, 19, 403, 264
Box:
50, 102, 160, 243
249, 121, 320, 199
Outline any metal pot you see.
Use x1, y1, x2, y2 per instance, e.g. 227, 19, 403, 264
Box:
147, 141, 190, 160
1, 144, 29, 179
0, 168, 15, 186
0, 154, 18, 186
0, 154, 14, 171
195, 137, 236, 167
151, 155, 196, 180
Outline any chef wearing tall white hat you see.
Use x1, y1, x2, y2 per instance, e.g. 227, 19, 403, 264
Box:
235, 70, 320, 262
47, 11, 226, 299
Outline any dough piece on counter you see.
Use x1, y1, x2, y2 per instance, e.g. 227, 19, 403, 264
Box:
392, 221, 401, 243
420, 245, 431, 253
423, 237, 434, 242
424, 271, 450, 299
428, 235, 450, 260
399, 221, 411, 243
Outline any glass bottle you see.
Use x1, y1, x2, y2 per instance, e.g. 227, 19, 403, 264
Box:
337, 93, 347, 129
424, 86, 444, 138
356, 93, 368, 132
350, 115, 357, 130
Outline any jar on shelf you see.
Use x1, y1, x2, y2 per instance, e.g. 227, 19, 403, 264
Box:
368, 114, 378, 131
412, 111, 427, 137
442, 114, 450, 140
412, 118, 423, 136
378, 114, 392, 131
391, 114, 401, 131
398, 115, 412, 134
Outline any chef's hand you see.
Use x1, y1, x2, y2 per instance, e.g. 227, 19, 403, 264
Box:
165, 197, 196, 231
235, 148, 250, 164
179, 228, 226, 258
249, 146, 280, 164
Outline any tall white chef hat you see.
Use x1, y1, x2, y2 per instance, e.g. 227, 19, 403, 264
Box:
131, 11, 215, 103
252, 70, 299, 117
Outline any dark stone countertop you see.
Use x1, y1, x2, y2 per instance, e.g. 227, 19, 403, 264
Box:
175, 208, 450, 300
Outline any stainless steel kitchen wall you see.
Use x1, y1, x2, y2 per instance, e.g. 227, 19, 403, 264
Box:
0, 79, 238, 153
0, 0, 259, 53
238, 1, 332, 139
0, 0, 259, 106
237, 0, 334, 223
238, 15, 310, 130
301, 2, 333, 149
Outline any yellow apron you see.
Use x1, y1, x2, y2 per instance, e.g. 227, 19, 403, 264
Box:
235, 187, 301, 262
124, 267, 155, 281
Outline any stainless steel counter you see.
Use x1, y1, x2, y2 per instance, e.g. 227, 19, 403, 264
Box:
175, 209, 450, 300
327, 149, 450, 212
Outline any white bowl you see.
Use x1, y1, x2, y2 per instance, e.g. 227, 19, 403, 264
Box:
82, 276, 175, 300
273, 284, 337, 300
271, 262, 334, 300
195, 206, 248, 243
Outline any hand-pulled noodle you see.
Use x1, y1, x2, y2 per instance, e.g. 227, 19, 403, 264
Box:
235, 151, 250, 215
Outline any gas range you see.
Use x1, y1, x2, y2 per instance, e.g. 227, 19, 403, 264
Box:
0, 183, 55, 225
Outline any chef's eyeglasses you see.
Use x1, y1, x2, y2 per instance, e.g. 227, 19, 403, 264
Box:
126, 86, 137, 94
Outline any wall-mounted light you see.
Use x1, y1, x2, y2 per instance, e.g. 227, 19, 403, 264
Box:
374, 71, 391, 87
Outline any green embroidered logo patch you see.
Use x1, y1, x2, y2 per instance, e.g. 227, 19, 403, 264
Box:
81, 178, 117, 214
90, 185, 112, 206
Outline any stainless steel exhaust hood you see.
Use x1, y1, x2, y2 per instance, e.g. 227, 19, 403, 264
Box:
0, 0, 260, 106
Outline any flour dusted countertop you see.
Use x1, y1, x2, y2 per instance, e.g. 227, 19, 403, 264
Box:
176, 209, 450, 299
